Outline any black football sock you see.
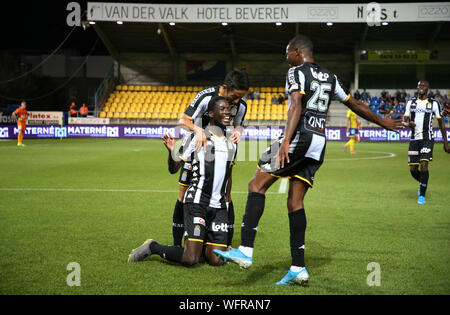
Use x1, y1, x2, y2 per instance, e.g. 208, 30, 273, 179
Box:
289, 209, 307, 268
172, 200, 184, 246
419, 171, 429, 197
241, 192, 265, 248
227, 201, 235, 247
410, 169, 421, 182
150, 241, 184, 263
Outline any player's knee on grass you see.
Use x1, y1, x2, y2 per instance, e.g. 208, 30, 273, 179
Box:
181, 251, 200, 266
181, 241, 203, 266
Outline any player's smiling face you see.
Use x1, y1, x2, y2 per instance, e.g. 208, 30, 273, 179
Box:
211, 100, 231, 127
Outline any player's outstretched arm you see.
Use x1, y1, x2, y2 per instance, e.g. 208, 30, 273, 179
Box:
443, 104, 450, 117
344, 96, 404, 132
178, 113, 207, 151
437, 118, 450, 153
161, 134, 184, 174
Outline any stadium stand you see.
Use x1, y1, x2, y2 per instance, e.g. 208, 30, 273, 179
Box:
98, 85, 288, 124
97, 84, 449, 126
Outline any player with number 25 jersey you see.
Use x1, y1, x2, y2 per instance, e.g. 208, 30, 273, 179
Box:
258, 62, 350, 187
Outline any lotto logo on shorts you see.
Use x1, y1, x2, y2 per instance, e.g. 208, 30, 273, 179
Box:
408, 151, 419, 155
420, 147, 431, 154
0, 127, 9, 138
212, 222, 228, 233
193, 217, 206, 226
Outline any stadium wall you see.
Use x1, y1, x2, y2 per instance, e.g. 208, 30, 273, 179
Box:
118, 52, 354, 87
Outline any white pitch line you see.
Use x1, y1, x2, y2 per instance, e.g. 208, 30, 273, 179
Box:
0, 152, 395, 196
0, 187, 284, 195
327, 151, 396, 161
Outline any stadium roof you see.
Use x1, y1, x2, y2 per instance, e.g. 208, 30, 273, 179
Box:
93, 21, 450, 59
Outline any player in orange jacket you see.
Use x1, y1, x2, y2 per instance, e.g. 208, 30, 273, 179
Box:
12, 101, 28, 146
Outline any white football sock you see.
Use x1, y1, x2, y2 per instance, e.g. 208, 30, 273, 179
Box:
238, 245, 253, 257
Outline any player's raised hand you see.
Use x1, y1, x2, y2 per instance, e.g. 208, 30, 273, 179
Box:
276, 141, 290, 170
381, 111, 404, 133
194, 127, 207, 151
230, 129, 241, 144
161, 133, 175, 151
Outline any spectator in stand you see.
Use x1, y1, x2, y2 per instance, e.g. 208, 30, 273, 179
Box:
391, 108, 402, 119
386, 100, 394, 114
361, 89, 369, 102
278, 94, 285, 105
69, 102, 78, 117
380, 89, 387, 101
394, 90, 401, 102
353, 90, 361, 100
379, 101, 388, 116
79, 103, 88, 117
253, 89, 260, 100
247, 88, 254, 100
427, 89, 434, 99
399, 91, 407, 105
271, 95, 278, 105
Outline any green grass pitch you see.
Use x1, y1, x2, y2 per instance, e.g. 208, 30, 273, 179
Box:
0, 138, 449, 295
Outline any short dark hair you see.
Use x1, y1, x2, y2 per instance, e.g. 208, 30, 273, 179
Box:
288, 35, 313, 53
207, 96, 227, 113
223, 70, 250, 91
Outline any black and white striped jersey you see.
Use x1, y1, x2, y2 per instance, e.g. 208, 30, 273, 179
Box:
285, 62, 351, 137
178, 129, 237, 209
183, 85, 247, 128
404, 97, 442, 141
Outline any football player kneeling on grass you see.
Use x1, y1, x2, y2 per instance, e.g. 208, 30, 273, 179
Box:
128, 96, 236, 267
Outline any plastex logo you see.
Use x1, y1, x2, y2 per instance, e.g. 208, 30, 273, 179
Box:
0, 127, 9, 138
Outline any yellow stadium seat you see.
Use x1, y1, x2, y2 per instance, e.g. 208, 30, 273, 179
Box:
106, 112, 114, 118
99, 111, 107, 118
119, 112, 127, 119
113, 112, 120, 118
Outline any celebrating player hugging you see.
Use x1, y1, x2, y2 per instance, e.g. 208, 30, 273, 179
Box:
128, 96, 236, 266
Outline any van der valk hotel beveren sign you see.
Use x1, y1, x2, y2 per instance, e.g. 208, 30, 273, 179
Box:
87, 2, 450, 24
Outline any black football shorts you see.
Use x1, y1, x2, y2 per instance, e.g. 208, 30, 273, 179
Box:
257, 131, 326, 188
183, 203, 228, 248
408, 139, 434, 165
